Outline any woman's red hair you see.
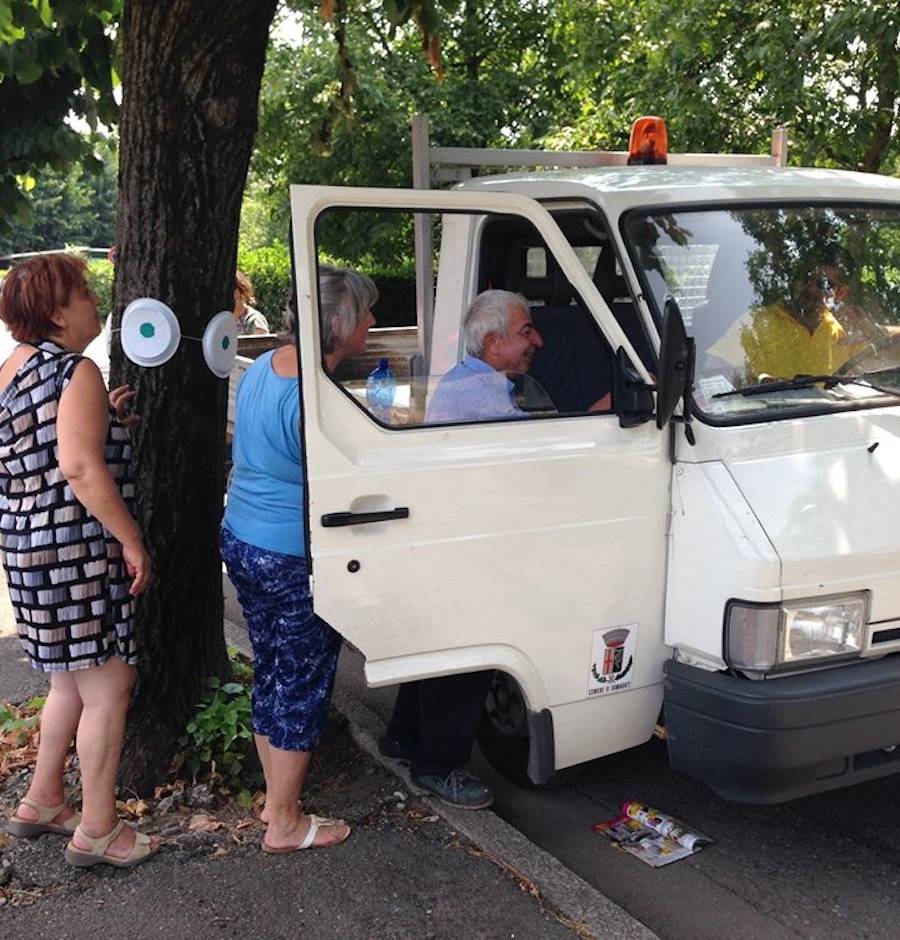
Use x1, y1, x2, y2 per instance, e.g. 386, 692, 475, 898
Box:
0, 253, 89, 342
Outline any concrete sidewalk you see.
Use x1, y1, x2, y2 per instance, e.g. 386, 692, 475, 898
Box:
0, 574, 656, 940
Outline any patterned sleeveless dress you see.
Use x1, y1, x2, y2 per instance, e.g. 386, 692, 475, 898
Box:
0, 341, 138, 672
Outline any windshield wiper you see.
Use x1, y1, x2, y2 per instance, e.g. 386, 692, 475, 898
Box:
857, 364, 900, 382
713, 371, 900, 400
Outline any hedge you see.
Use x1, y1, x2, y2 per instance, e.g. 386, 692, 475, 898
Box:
81, 248, 415, 332
87, 258, 114, 320
238, 243, 416, 331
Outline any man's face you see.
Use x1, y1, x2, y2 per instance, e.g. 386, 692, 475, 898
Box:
799, 265, 846, 311
485, 304, 543, 374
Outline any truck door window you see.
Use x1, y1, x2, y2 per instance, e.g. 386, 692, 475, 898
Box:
309, 206, 617, 428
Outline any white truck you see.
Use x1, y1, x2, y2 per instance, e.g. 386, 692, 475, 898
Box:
287, 117, 900, 803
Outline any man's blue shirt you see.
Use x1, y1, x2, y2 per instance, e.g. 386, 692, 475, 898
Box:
425, 355, 526, 423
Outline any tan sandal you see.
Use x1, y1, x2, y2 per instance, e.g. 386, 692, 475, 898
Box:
6, 797, 81, 838
65, 820, 158, 869
262, 815, 351, 853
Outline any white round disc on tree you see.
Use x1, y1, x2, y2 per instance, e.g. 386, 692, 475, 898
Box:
121, 298, 181, 367
202, 311, 239, 378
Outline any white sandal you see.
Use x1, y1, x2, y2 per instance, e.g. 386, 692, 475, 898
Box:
261, 815, 351, 853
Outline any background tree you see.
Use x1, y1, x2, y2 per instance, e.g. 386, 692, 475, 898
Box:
248, 0, 570, 262
0, 0, 118, 236
542, 0, 899, 174
0, 136, 117, 254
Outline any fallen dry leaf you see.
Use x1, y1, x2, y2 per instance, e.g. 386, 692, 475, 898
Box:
188, 814, 222, 832
115, 798, 152, 819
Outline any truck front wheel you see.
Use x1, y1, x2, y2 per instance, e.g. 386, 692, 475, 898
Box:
478, 672, 557, 788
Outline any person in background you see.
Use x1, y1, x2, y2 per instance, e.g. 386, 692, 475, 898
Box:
233, 270, 270, 335
220, 265, 376, 852
0, 254, 156, 868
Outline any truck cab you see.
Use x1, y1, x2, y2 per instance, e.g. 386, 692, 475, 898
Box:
288, 122, 900, 803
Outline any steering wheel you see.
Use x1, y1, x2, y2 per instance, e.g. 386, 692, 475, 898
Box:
835, 332, 900, 376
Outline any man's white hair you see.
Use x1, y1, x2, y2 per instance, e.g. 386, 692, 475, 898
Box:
463, 290, 529, 357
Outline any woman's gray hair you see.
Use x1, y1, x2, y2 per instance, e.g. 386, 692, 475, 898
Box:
280, 266, 377, 346
463, 289, 529, 357
318, 264, 378, 353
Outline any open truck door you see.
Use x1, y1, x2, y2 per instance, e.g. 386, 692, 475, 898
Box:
289, 185, 672, 779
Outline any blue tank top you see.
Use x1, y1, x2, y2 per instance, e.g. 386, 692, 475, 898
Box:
223, 350, 305, 557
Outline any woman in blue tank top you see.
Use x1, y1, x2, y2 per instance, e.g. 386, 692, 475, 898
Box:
221, 266, 376, 852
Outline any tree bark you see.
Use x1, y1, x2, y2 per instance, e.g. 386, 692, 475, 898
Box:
860, 35, 898, 175
113, 0, 278, 792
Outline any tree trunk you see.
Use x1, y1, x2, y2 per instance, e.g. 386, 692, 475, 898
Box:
860, 35, 898, 175
113, 0, 278, 792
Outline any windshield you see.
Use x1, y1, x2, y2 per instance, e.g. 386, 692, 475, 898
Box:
625, 204, 900, 420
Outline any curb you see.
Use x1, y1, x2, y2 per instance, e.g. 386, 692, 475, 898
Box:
224, 619, 658, 940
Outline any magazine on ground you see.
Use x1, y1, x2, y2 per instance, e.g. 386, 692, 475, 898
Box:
593, 800, 712, 867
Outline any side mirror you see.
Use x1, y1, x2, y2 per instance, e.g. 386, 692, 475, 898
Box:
614, 347, 654, 428
656, 296, 695, 430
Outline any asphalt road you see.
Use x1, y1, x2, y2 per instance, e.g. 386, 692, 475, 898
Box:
331, 642, 900, 940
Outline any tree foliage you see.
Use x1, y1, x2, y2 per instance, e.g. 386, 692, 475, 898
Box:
242, 0, 898, 269
248, 0, 573, 260
542, 0, 899, 174
0, 135, 116, 254
0, 0, 120, 232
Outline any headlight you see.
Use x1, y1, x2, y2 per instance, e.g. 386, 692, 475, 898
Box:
725, 593, 868, 674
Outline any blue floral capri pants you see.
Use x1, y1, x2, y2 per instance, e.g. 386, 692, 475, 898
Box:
220, 526, 341, 751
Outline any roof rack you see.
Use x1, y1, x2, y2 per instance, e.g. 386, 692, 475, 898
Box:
413, 115, 788, 187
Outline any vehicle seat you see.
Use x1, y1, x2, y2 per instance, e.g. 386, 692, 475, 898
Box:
525, 266, 614, 413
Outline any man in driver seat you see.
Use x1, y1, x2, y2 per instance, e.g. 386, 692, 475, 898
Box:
708, 254, 880, 381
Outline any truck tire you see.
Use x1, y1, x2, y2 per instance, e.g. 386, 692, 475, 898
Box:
477, 671, 558, 789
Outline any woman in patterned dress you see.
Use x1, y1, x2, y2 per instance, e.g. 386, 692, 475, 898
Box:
0, 254, 158, 868
220, 266, 376, 852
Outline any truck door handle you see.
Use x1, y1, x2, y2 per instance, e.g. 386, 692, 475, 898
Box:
320, 507, 410, 528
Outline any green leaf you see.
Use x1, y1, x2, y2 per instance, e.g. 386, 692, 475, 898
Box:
14, 53, 44, 84
221, 682, 243, 694
37, 0, 53, 29
0, 5, 25, 43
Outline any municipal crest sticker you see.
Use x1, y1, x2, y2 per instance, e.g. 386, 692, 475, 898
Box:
588, 624, 638, 696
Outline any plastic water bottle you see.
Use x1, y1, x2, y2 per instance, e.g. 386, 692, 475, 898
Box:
366, 357, 396, 422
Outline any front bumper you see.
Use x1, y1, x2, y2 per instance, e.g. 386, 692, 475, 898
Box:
664, 655, 900, 803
